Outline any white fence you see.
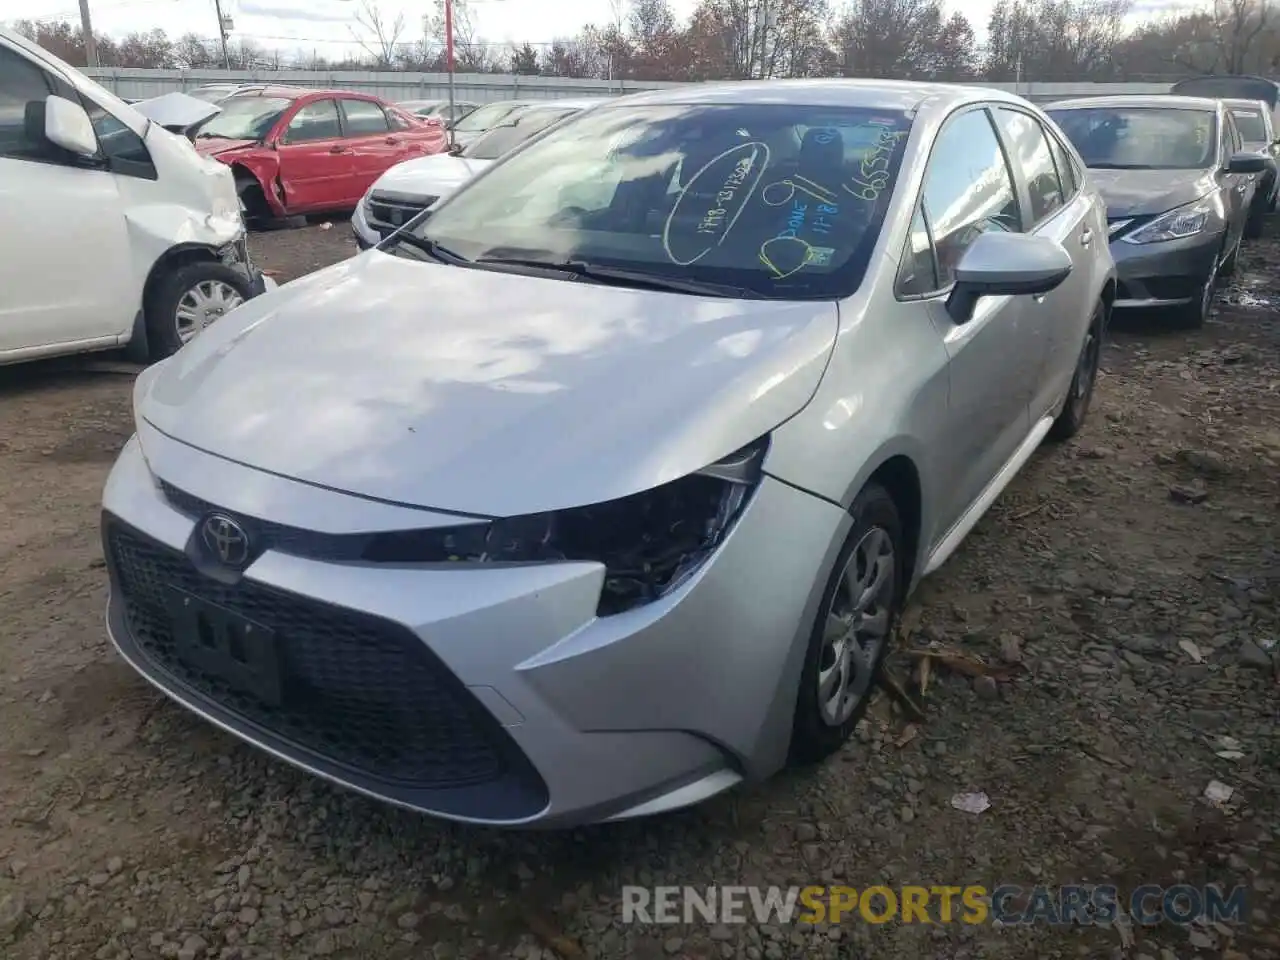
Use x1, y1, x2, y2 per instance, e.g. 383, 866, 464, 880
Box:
83, 67, 1174, 105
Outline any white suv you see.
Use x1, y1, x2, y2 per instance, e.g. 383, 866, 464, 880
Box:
0, 28, 274, 364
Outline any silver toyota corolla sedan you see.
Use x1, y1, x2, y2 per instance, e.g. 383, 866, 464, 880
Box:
101, 79, 1116, 828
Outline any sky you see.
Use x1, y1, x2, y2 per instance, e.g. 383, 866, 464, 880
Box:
12, 0, 1207, 62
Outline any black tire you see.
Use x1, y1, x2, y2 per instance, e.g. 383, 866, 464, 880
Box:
1220, 237, 1239, 276
1245, 197, 1268, 240
144, 261, 254, 360
1047, 299, 1105, 443
1169, 242, 1223, 329
236, 177, 270, 227
790, 483, 903, 765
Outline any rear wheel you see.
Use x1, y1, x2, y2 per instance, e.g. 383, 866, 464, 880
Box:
1047, 299, 1105, 442
790, 484, 902, 765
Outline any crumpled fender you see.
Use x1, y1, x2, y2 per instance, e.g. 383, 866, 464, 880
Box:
122, 204, 244, 307
226, 153, 285, 216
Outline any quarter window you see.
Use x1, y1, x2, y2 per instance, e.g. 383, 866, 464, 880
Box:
920, 108, 1021, 290
1047, 131, 1078, 196
994, 108, 1065, 225
897, 204, 937, 296
340, 99, 390, 136
285, 99, 341, 142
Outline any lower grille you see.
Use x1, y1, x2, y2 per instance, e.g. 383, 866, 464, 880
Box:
104, 517, 531, 795
366, 193, 436, 238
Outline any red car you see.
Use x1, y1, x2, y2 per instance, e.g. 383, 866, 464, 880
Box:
190, 86, 448, 221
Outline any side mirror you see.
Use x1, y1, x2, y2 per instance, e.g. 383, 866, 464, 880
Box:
946, 232, 1073, 325
1227, 151, 1269, 174
42, 95, 98, 157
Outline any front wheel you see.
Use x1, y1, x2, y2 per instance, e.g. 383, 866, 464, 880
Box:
1047, 299, 1105, 442
789, 483, 903, 765
1168, 242, 1223, 330
144, 262, 253, 360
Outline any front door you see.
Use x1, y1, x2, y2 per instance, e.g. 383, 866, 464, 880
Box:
912, 107, 1044, 538
0, 42, 133, 355
274, 98, 355, 213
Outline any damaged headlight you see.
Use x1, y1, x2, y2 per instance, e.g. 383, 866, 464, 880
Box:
364, 437, 769, 615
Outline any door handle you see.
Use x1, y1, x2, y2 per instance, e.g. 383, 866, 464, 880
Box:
329, 145, 349, 154
385, 137, 400, 145
1032, 293, 1047, 303
1080, 228, 1092, 247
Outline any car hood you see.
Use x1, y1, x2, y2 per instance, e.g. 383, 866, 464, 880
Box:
133, 91, 222, 131
371, 155, 493, 197
193, 137, 257, 157
137, 254, 838, 517
1088, 168, 1213, 218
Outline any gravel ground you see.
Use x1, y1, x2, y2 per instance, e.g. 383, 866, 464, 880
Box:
0, 217, 1277, 960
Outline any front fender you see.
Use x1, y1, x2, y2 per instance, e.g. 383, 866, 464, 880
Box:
226, 154, 284, 216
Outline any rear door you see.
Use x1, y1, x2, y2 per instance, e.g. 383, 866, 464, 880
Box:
991, 106, 1095, 421
274, 97, 354, 213
338, 98, 404, 202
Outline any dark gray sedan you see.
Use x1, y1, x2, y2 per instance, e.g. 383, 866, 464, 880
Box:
1048, 95, 1268, 328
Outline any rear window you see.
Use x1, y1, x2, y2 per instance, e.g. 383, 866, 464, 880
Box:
411, 102, 913, 299
193, 96, 292, 141
452, 101, 526, 133
1048, 107, 1216, 169
463, 108, 578, 159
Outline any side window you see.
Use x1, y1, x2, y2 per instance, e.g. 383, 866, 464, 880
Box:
285, 99, 341, 142
0, 46, 59, 162
897, 204, 937, 296
1229, 113, 1243, 153
341, 100, 390, 136
1218, 115, 1233, 163
993, 108, 1065, 225
921, 108, 1021, 289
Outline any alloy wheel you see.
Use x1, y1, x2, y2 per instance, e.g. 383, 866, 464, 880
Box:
175, 280, 245, 343
817, 526, 896, 727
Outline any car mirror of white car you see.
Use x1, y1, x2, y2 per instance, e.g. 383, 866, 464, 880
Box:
947, 231, 1074, 325
43, 95, 99, 158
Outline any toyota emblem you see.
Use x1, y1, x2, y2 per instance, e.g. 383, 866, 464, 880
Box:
201, 514, 251, 567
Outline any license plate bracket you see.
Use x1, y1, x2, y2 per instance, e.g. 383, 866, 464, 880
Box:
167, 588, 283, 707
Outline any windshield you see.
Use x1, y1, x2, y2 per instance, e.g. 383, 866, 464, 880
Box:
194, 96, 292, 140
410, 103, 913, 300
453, 101, 526, 134
1230, 106, 1268, 141
1048, 107, 1216, 169
463, 108, 578, 159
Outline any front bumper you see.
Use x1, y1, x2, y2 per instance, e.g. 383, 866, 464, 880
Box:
350, 197, 380, 250
1108, 227, 1223, 309
101, 428, 847, 827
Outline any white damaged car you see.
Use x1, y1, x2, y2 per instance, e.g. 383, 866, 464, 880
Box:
352, 97, 611, 248
0, 28, 273, 364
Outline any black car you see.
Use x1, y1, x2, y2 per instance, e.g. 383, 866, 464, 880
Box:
1048, 94, 1270, 328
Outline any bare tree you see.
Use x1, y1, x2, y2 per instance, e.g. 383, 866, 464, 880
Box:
350, 0, 406, 68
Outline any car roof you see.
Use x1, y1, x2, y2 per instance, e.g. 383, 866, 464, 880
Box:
1049, 94, 1222, 111
608, 78, 1040, 114
226, 86, 383, 101
1222, 97, 1269, 109
524, 97, 613, 111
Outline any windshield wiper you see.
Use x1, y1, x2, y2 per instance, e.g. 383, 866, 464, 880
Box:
386, 233, 471, 264
473, 256, 762, 299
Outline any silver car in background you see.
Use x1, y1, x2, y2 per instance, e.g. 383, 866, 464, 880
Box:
102, 80, 1115, 828
1048, 95, 1268, 328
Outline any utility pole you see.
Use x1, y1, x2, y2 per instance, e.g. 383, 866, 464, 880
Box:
213, 0, 232, 69
78, 0, 99, 68
445, 0, 456, 149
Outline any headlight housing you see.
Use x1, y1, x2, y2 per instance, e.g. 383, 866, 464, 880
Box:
364, 437, 768, 615
161, 438, 769, 617
1122, 198, 1215, 244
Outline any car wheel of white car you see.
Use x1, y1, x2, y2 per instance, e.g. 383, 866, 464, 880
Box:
790, 482, 902, 764
144, 262, 254, 360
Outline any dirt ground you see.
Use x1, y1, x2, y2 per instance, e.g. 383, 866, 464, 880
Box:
0, 215, 1277, 960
